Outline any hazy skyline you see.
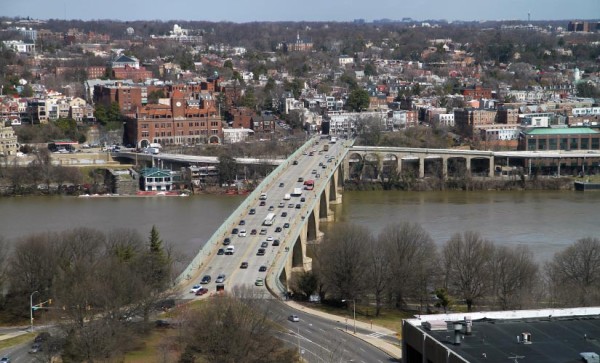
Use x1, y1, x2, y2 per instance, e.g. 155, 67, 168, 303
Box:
4, 0, 599, 23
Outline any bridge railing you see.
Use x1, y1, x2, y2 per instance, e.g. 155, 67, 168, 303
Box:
265, 138, 354, 297
174, 136, 317, 286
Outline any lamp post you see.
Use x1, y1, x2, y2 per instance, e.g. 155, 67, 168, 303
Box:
342, 299, 356, 333
30, 290, 39, 332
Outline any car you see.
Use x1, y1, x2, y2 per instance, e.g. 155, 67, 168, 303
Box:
322, 164, 327, 169
283, 223, 290, 228
293, 160, 298, 165
1, 358, 11, 363
225, 246, 235, 255
288, 203, 295, 208
240, 261, 249, 269
215, 274, 226, 283
232, 228, 239, 234
272, 239, 280, 246
34, 332, 50, 343
29, 343, 42, 354
261, 241, 268, 248
249, 208, 256, 215
217, 248, 225, 255
315, 173, 320, 178
288, 315, 300, 322
201, 275, 211, 284
259, 193, 267, 200
268, 205, 275, 211
255, 278, 264, 286
319, 162, 323, 166
278, 202, 285, 208
190, 284, 203, 293
223, 237, 231, 245
296, 204, 301, 209
251, 229, 257, 235
275, 226, 282, 232
260, 228, 267, 235
266, 236, 274, 242
300, 197, 306, 202
259, 265, 267, 272
239, 229, 247, 237
257, 248, 266, 256
260, 201, 266, 206
239, 220, 246, 225
195, 287, 209, 296
297, 177, 304, 182
311, 169, 317, 174
281, 212, 288, 217
279, 182, 284, 187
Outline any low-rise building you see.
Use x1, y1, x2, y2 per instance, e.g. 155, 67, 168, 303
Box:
0, 124, 19, 156
139, 167, 173, 192
519, 127, 600, 151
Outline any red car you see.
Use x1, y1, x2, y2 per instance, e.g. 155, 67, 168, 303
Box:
195, 288, 209, 296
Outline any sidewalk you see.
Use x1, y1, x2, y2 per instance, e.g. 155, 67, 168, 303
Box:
285, 300, 403, 360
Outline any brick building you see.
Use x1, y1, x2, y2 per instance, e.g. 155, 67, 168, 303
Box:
94, 83, 146, 117
128, 90, 223, 147
461, 85, 492, 101
229, 107, 255, 129
112, 65, 153, 82
454, 108, 498, 138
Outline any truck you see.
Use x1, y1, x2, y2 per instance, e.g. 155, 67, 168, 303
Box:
291, 188, 302, 197
330, 136, 337, 144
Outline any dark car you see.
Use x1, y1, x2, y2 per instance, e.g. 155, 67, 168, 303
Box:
223, 237, 231, 245
201, 275, 211, 284
297, 177, 304, 182
300, 197, 306, 202
293, 160, 298, 165
279, 182, 284, 187
240, 262, 249, 269
272, 239, 280, 246
281, 212, 288, 217
257, 248, 266, 256
249, 208, 256, 215
259, 265, 267, 272
232, 228, 239, 234
195, 287, 209, 296
251, 229, 257, 235
295, 204, 301, 209
275, 226, 282, 232
217, 248, 225, 255
261, 241, 268, 248
239, 220, 246, 225
260, 201, 266, 206
283, 223, 290, 228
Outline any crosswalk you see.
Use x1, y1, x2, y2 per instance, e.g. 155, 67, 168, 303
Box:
366, 332, 389, 339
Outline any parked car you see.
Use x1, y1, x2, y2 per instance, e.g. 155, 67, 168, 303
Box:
201, 275, 211, 284
288, 315, 300, 322
240, 262, 249, 269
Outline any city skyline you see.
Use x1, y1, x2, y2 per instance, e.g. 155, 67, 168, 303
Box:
4, 0, 599, 23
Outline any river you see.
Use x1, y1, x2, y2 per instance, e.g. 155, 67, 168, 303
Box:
1, 190, 598, 263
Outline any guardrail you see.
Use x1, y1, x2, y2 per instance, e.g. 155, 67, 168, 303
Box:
265, 138, 354, 298
174, 137, 318, 286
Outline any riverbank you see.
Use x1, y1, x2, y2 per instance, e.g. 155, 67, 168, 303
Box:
344, 176, 574, 192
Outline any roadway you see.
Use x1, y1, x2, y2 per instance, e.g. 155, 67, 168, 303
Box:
179, 136, 349, 296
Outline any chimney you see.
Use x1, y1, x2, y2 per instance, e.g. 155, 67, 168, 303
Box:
453, 323, 463, 345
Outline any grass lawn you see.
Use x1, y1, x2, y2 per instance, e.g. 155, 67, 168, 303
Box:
123, 328, 181, 363
0, 332, 35, 350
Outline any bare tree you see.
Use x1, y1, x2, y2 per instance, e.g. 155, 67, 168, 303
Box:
380, 222, 437, 310
546, 237, 600, 307
314, 224, 371, 301
366, 236, 391, 316
442, 231, 494, 311
490, 245, 539, 310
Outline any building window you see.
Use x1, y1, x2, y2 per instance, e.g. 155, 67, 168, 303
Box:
549, 138, 557, 150
570, 138, 579, 150
560, 138, 568, 150
592, 138, 600, 150
527, 139, 536, 151
581, 138, 589, 150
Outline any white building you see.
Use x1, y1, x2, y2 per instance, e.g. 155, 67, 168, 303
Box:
3, 40, 35, 53
434, 113, 455, 127
223, 128, 254, 143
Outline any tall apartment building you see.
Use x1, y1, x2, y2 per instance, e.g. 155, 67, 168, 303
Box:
454, 108, 498, 138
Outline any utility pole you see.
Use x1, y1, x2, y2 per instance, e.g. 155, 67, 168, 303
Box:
30, 290, 39, 332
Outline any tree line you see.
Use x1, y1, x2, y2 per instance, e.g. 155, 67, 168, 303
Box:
292, 222, 599, 315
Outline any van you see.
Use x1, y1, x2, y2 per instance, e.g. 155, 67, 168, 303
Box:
225, 246, 235, 255
283, 194, 291, 200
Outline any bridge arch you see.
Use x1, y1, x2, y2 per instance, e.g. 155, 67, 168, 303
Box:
329, 176, 338, 202
307, 209, 318, 241
470, 157, 492, 177
424, 156, 443, 178
381, 154, 399, 179
319, 190, 329, 221
292, 236, 304, 268
363, 153, 381, 180
447, 157, 468, 177
348, 153, 363, 180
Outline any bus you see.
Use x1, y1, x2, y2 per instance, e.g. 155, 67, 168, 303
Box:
263, 213, 276, 226
303, 180, 315, 190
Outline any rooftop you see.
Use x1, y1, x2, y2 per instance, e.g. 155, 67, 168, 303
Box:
524, 127, 599, 135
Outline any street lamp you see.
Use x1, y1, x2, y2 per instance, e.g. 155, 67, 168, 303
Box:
342, 299, 356, 333
30, 290, 39, 332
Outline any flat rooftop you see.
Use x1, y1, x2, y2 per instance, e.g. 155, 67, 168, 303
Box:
409, 308, 600, 363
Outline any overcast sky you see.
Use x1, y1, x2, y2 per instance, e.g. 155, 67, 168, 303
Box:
4, 0, 599, 23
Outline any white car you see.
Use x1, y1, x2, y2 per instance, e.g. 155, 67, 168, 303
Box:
288, 315, 300, 322
266, 236, 274, 242
189, 284, 203, 294
239, 229, 247, 237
